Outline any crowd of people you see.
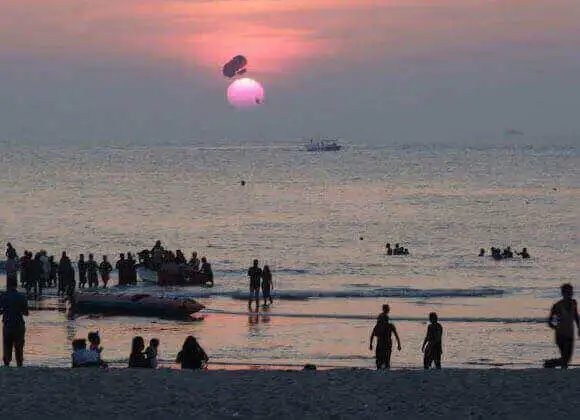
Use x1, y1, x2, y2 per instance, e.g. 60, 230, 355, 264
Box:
4, 243, 140, 299
138, 241, 214, 286
478, 246, 531, 260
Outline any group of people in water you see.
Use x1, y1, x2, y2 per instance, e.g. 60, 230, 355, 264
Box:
478, 246, 531, 260
138, 241, 214, 286
3, 241, 216, 297
385, 243, 410, 256
71, 331, 208, 370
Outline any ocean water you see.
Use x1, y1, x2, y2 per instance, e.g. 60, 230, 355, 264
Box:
0, 140, 579, 369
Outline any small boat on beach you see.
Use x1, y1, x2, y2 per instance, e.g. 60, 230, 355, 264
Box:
72, 291, 205, 319
137, 266, 211, 286
305, 138, 342, 152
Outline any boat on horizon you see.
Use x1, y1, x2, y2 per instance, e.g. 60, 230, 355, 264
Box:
305, 138, 342, 152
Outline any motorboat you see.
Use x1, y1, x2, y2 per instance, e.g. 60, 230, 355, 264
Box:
305, 138, 342, 152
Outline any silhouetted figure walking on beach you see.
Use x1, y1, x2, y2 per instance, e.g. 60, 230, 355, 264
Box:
58, 252, 73, 296
369, 304, 401, 369
544, 283, 580, 369
0, 277, 28, 367
248, 259, 262, 309
422, 312, 443, 369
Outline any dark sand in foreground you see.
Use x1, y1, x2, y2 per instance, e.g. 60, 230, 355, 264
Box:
0, 368, 579, 419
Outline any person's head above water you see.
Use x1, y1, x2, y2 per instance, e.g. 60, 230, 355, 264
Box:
429, 312, 438, 323
561, 283, 574, 299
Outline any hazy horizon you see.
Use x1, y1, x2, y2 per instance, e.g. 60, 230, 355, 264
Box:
1, 0, 579, 146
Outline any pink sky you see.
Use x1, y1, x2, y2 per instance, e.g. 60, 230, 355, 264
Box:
2, 0, 578, 74
0, 0, 579, 143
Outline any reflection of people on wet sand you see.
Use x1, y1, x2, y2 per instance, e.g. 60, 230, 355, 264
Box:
422, 312, 443, 369
544, 284, 580, 369
369, 304, 401, 370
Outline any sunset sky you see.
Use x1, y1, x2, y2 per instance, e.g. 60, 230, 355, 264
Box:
1, 0, 579, 144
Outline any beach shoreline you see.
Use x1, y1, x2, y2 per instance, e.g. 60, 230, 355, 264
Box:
1, 368, 579, 418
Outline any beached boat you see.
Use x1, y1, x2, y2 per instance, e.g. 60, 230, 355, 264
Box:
137, 266, 211, 286
72, 291, 205, 319
305, 139, 342, 152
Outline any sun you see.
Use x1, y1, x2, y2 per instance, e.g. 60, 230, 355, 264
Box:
226, 78, 265, 108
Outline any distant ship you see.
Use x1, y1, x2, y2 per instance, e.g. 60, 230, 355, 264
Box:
305, 138, 342, 152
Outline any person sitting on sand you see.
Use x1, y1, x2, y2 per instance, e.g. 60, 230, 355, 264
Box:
369, 304, 401, 370
385, 243, 393, 256
478, 248, 486, 257
502, 247, 514, 259
422, 312, 443, 369
261, 265, 273, 306
248, 259, 262, 308
145, 338, 160, 369
71, 339, 99, 368
176, 335, 208, 370
88, 331, 103, 354
128, 336, 153, 368
544, 284, 580, 369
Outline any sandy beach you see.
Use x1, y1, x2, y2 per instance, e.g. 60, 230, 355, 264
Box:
0, 368, 578, 419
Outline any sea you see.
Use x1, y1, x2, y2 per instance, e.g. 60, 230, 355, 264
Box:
0, 139, 578, 369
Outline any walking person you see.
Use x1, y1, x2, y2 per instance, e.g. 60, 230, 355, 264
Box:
87, 254, 98, 288
422, 312, 443, 369
247, 259, 262, 309
261, 265, 273, 306
99, 256, 113, 288
0, 277, 29, 367
369, 304, 401, 370
544, 283, 580, 369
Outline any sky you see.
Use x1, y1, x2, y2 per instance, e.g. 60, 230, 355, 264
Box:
0, 0, 579, 145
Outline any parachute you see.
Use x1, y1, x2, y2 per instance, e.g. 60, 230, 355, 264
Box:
222, 55, 248, 78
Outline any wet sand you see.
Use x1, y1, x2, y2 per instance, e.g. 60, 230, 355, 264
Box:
0, 368, 579, 419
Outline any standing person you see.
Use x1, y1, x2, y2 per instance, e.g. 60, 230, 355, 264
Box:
422, 312, 443, 369
30, 253, 43, 298
261, 265, 273, 306
189, 252, 200, 272
49, 256, 58, 288
99, 256, 113, 288
39, 250, 50, 290
0, 277, 29, 367
385, 243, 393, 256
78, 254, 87, 288
199, 257, 214, 286
5, 254, 18, 289
369, 304, 402, 370
87, 254, 98, 288
247, 259, 262, 309
115, 253, 126, 286
544, 283, 580, 369
5, 242, 17, 260
126, 252, 137, 285
58, 252, 72, 296
19, 251, 30, 288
